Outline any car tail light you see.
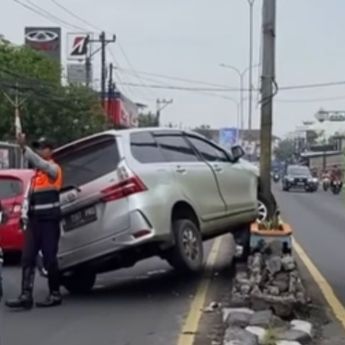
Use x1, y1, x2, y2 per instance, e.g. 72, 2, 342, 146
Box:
101, 175, 147, 203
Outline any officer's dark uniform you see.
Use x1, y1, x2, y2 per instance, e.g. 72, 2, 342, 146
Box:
6, 139, 63, 309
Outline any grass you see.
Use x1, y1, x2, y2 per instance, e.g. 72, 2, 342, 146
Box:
262, 329, 278, 345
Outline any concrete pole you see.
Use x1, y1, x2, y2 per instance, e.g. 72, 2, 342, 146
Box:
259, 0, 276, 214
248, 0, 255, 130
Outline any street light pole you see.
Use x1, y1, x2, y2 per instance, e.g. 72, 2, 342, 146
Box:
220, 63, 260, 133
247, 0, 255, 130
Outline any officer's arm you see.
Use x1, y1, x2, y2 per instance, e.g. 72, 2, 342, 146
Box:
23, 147, 58, 180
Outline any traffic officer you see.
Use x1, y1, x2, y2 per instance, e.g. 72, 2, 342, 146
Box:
6, 135, 63, 309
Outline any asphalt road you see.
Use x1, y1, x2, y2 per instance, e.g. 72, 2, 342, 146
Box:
275, 185, 345, 305
1, 236, 235, 345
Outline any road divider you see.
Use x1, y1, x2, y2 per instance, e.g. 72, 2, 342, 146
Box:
177, 237, 222, 345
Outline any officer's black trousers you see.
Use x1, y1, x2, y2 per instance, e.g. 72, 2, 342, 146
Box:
22, 215, 60, 293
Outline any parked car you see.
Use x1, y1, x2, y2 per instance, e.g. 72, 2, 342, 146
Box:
0, 169, 34, 253
282, 165, 318, 192
54, 128, 258, 294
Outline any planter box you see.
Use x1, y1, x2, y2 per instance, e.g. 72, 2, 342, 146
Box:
250, 222, 293, 252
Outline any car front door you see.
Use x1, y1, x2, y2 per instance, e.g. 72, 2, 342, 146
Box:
186, 135, 256, 217
154, 132, 227, 222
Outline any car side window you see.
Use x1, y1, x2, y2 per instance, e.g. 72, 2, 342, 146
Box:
155, 134, 199, 162
187, 136, 229, 162
130, 132, 165, 163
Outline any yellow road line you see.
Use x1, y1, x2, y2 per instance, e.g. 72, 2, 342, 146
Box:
177, 237, 222, 345
293, 237, 345, 329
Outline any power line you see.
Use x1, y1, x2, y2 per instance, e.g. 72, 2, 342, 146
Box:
116, 66, 234, 89
277, 95, 345, 103
279, 80, 345, 91
50, 0, 99, 31
116, 82, 245, 92
12, 0, 85, 31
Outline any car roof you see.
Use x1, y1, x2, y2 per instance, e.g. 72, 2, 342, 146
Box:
55, 128, 208, 152
0, 169, 34, 181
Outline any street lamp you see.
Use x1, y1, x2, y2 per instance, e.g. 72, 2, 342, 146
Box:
220, 63, 259, 132
247, 0, 255, 131
225, 97, 240, 131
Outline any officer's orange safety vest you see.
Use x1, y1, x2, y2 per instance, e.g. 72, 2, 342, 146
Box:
31, 160, 63, 217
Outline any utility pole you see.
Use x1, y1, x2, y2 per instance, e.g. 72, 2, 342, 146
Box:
3, 86, 25, 136
156, 99, 173, 126
259, 0, 276, 217
248, 0, 255, 130
86, 32, 116, 105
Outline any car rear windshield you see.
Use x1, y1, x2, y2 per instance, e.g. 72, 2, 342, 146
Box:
0, 177, 22, 199
55, 136, 120, 187
288, 166, 310, 176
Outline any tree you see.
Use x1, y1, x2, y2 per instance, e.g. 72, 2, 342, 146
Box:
138, 112, 158, 127
274, 139, 296, 162
0, 41, 106, 146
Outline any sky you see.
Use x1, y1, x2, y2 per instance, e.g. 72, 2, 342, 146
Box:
2, 0, 345, 137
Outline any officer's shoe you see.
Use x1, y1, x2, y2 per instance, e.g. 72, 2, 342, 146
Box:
6, 293, 33, 310
36, 292, 62, 308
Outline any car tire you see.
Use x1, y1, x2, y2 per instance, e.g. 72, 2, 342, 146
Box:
167, 219, 204, 273
257, 192, 277, 222
233, 223, 251, 263
62, 271, 96, 295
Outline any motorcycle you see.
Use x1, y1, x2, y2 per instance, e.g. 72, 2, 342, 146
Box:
272, 173, 280, 183
322, 177, 330, 191
331, 179, 343, 195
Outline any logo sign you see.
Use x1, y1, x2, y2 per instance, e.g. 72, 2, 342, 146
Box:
219, 128, 239, 150
25, 27, 61, 63
315, 110, 345, 122
67, 33, 90, 60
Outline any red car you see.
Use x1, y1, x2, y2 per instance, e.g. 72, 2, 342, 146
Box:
0, 169, 34, 253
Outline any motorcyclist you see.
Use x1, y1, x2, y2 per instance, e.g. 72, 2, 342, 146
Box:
330, 165, 343, 184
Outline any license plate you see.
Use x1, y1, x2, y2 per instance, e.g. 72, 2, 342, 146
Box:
63, 206, 97, 232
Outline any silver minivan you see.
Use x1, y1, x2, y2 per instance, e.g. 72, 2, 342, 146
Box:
54, 128, 258, 293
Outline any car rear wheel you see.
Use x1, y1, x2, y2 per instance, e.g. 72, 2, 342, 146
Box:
62, 271, 96, 295
167, 219, 204, 273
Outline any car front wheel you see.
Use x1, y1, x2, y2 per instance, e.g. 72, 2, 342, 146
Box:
167, 219, 204, 273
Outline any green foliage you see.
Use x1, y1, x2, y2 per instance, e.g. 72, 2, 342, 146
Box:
274, 139, 296, 162
262, 329, 278, 345
0, 41, 106, 146
138, 112, 158, 127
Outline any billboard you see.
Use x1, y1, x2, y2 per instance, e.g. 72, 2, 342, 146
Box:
67, 63, 89, 85
219, 127, 239, 150
67, 33, 90, 61
25, 27, 61, 63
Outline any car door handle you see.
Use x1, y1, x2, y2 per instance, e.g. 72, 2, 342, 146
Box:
176, 166, 187, 174
213, 165, 223, 173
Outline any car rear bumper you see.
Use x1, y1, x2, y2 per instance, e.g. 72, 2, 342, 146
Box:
0, 219, 24, 252
58, 209, 171, 271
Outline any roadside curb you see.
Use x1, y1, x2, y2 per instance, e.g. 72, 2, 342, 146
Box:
293, 238, 345, 344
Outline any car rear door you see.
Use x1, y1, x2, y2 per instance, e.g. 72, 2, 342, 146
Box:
54, 134, 130, 252
186, 135, 256, 216
153, 131, 227, 222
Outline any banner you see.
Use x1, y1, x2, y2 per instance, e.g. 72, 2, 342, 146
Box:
219, 127, 239, 150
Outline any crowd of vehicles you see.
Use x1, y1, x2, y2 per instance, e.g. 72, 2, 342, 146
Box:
0, 129, 275, 293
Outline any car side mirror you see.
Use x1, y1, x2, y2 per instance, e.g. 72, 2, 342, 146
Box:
231, 145, 245, 162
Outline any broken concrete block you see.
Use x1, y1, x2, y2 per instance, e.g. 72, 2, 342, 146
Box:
277, 329, 312, 344
290, 320, 313, 337
266, 255, 282, 275
277, 342, 302, 345
222, 308, 254, 323
282, 255, 296, 271
246, 326, 266, 343
224, 326, 259, 345
249, 310, 273, 328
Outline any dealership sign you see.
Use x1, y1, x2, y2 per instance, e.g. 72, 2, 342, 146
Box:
25, 27, 61, 63
315, 110, 345, 122
67, 33, 90, 61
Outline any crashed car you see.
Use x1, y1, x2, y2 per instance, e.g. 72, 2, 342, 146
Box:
54, 128, 259, 294
282, 165, 319, 192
